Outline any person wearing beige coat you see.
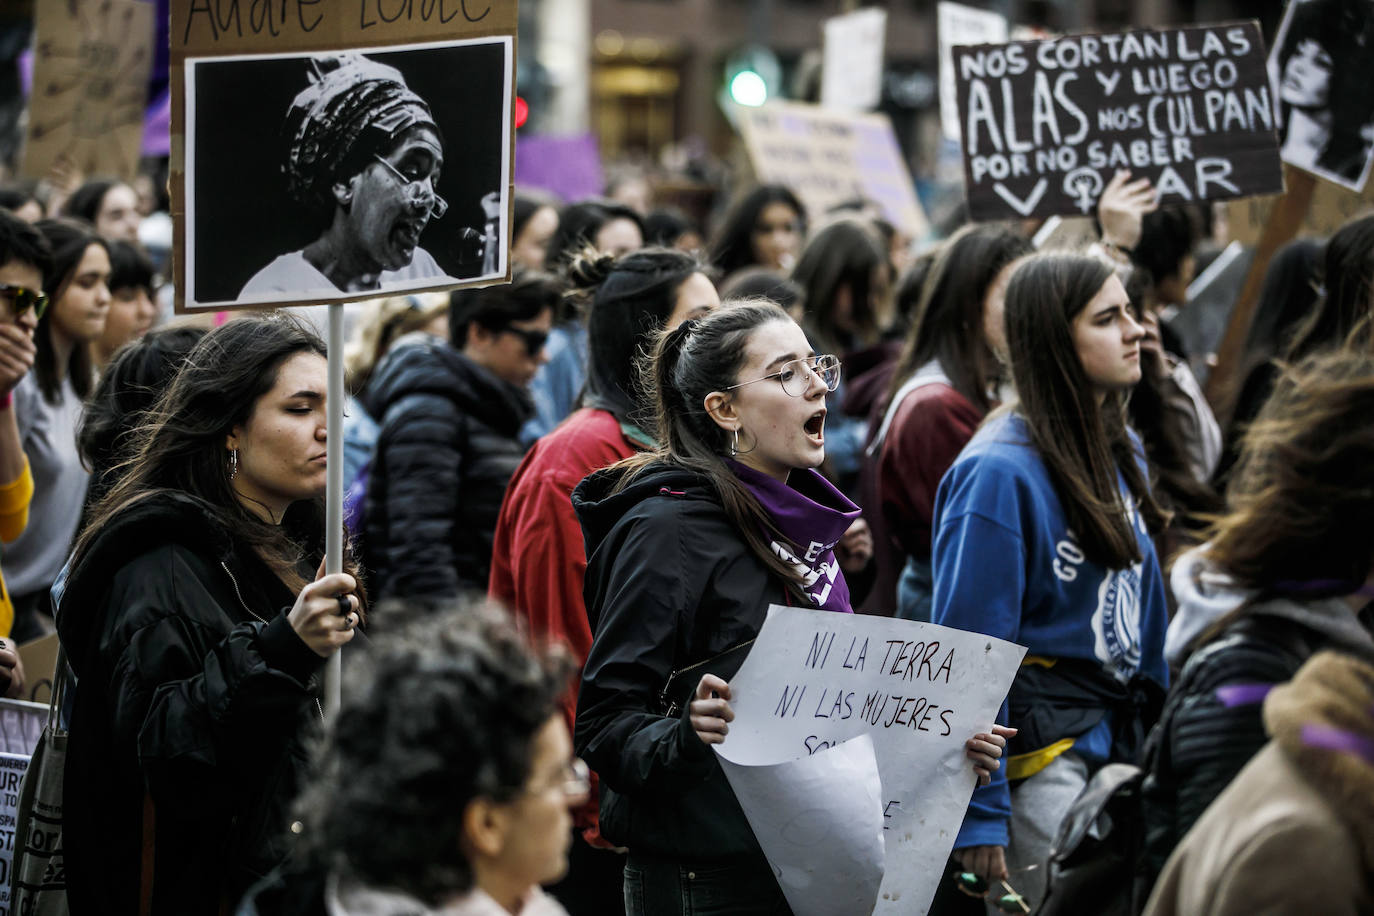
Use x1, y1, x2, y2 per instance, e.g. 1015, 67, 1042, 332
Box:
1143, 650, 1374, 916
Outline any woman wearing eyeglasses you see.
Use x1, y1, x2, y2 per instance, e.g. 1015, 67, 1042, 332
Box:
572, 301, 1009, 915
361, 266, 558, 604
239, 54, 461, 299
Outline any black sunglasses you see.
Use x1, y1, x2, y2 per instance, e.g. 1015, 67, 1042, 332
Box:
501, 326, 548, 357
0, 283, 48, 319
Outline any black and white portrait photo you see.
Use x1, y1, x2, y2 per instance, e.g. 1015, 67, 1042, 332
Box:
1269, 0, 1374, 191
184, 38, 511, 309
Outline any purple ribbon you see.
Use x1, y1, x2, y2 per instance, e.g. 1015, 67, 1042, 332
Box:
1215, 683, 1273, 708
1300, 724, 1374, 765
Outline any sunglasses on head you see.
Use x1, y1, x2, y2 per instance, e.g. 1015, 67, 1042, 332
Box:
500, 325, 548, 357
0, 283, 48, 319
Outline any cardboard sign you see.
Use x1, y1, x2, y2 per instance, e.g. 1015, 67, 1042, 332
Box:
20, 0, 154, 182
953, 21, 1283, 221
738, 101, 929, 238
1226, 174, 1374, 246
938, 2, 1008, 142
718, 606, 1025, 916
171, 2, 519, 312
821, 8, 887, 112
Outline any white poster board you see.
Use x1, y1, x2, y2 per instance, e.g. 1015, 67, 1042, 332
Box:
821, 8, 888, 112
0, 753, 29, 915
938, 2, 1008, 141
718, 606, 1026, 916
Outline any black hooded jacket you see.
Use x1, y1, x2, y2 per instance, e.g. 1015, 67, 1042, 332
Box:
572, 461, 788, 861
56, 491, 326, 916
360, 335, 533, 601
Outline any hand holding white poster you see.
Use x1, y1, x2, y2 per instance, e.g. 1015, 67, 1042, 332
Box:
717, 735, 885, 916
717, 606, 1026, 916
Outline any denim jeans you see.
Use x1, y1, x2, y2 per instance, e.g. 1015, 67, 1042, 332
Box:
895, 555, 934, 623
623, 854, 792, 916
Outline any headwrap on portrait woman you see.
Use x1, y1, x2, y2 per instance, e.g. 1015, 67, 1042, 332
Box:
282, 54, 442, 215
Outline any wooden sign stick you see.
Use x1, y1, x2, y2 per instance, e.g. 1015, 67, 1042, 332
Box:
1204, 166, 1318, 427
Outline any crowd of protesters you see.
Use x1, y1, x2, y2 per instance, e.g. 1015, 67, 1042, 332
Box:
0, 144, 1371, 916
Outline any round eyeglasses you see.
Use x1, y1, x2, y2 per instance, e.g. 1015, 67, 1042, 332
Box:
725, 354, 842, 397
372, 154, 448, 220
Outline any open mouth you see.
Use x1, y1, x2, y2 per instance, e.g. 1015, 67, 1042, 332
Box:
392, 219, 425, 253
804, 409, 826, 443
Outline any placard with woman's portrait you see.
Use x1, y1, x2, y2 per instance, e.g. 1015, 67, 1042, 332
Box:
182, 38, 512, 310
1269, 0, 1374, 191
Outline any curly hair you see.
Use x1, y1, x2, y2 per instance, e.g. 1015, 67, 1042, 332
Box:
294, 597, 573, 905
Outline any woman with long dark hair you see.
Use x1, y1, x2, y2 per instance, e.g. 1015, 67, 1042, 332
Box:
870, 225, 1031, 621
57, 315, 364, 915
573, 301, 1008, 914
6, 218, 109, 639
933, 254, 1170, 909
708, 184, 806, 278
490, 247, 718, 915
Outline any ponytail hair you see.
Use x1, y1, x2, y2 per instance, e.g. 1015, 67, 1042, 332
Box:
566, 245, 706, 426
1004, 253, 1168, 569
613, 300, 811, 601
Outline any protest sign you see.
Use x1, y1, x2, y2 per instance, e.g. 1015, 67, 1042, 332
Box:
738, 101, 929, 238
938, 2, 1008, 142
952, 21, 1283, 221
171, 1, 518, 312
821, 8, 887, 112
718, 606, 1025, 916
0, 753, 28, 915
1268, 0, 1374, 193
20, 0, 154, 183
1226, 175, 1374, 247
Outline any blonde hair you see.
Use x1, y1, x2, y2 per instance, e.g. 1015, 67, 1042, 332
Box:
344, 293, 449, 391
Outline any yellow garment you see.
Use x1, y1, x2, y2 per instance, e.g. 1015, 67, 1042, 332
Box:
1005, 655, 1070, 780
0, 460, 35, 637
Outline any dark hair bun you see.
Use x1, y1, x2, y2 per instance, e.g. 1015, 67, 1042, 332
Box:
563, 245, 617, 292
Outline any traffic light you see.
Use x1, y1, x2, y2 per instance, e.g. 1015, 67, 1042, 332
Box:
725, 45, 779, 108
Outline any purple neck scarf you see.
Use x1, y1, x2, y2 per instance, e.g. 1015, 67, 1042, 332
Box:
729, 460, 862, 613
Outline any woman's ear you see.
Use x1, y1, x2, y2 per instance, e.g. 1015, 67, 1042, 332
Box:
331, 178, 355, 208
225, 429, 240, 452
703, 391, 738, 432
461, 797, 510, 860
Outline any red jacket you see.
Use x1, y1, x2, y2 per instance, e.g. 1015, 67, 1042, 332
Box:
876, 383, 981, 559
488, 407, 639, 840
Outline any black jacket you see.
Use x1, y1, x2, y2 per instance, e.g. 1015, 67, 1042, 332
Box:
361, 335, 532, 601
1140, 595, 1374, 882
572, 462, 788, 862
57, 492, 326, 916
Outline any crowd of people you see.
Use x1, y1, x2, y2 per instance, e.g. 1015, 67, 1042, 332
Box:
0, 151, 1371, 916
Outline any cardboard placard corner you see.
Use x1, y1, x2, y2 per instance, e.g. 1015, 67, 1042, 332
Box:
737, 101, 929, 239
20, 0, 155, 183
821, 8, 888, 113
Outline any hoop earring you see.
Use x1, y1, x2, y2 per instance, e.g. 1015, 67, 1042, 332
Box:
229, 449, 238, 480
730, 429, 739, 458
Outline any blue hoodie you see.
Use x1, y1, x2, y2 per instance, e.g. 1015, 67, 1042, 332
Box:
931, 412, 1169, 849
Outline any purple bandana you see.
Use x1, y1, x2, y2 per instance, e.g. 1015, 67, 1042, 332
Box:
729, 460, 862, 613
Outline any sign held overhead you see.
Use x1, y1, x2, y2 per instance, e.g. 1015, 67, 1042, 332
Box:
953, 21, 1283, 221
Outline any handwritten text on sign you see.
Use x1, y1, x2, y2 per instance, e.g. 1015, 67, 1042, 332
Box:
719, 606, 1025, 916
952, 21, 1283, 221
